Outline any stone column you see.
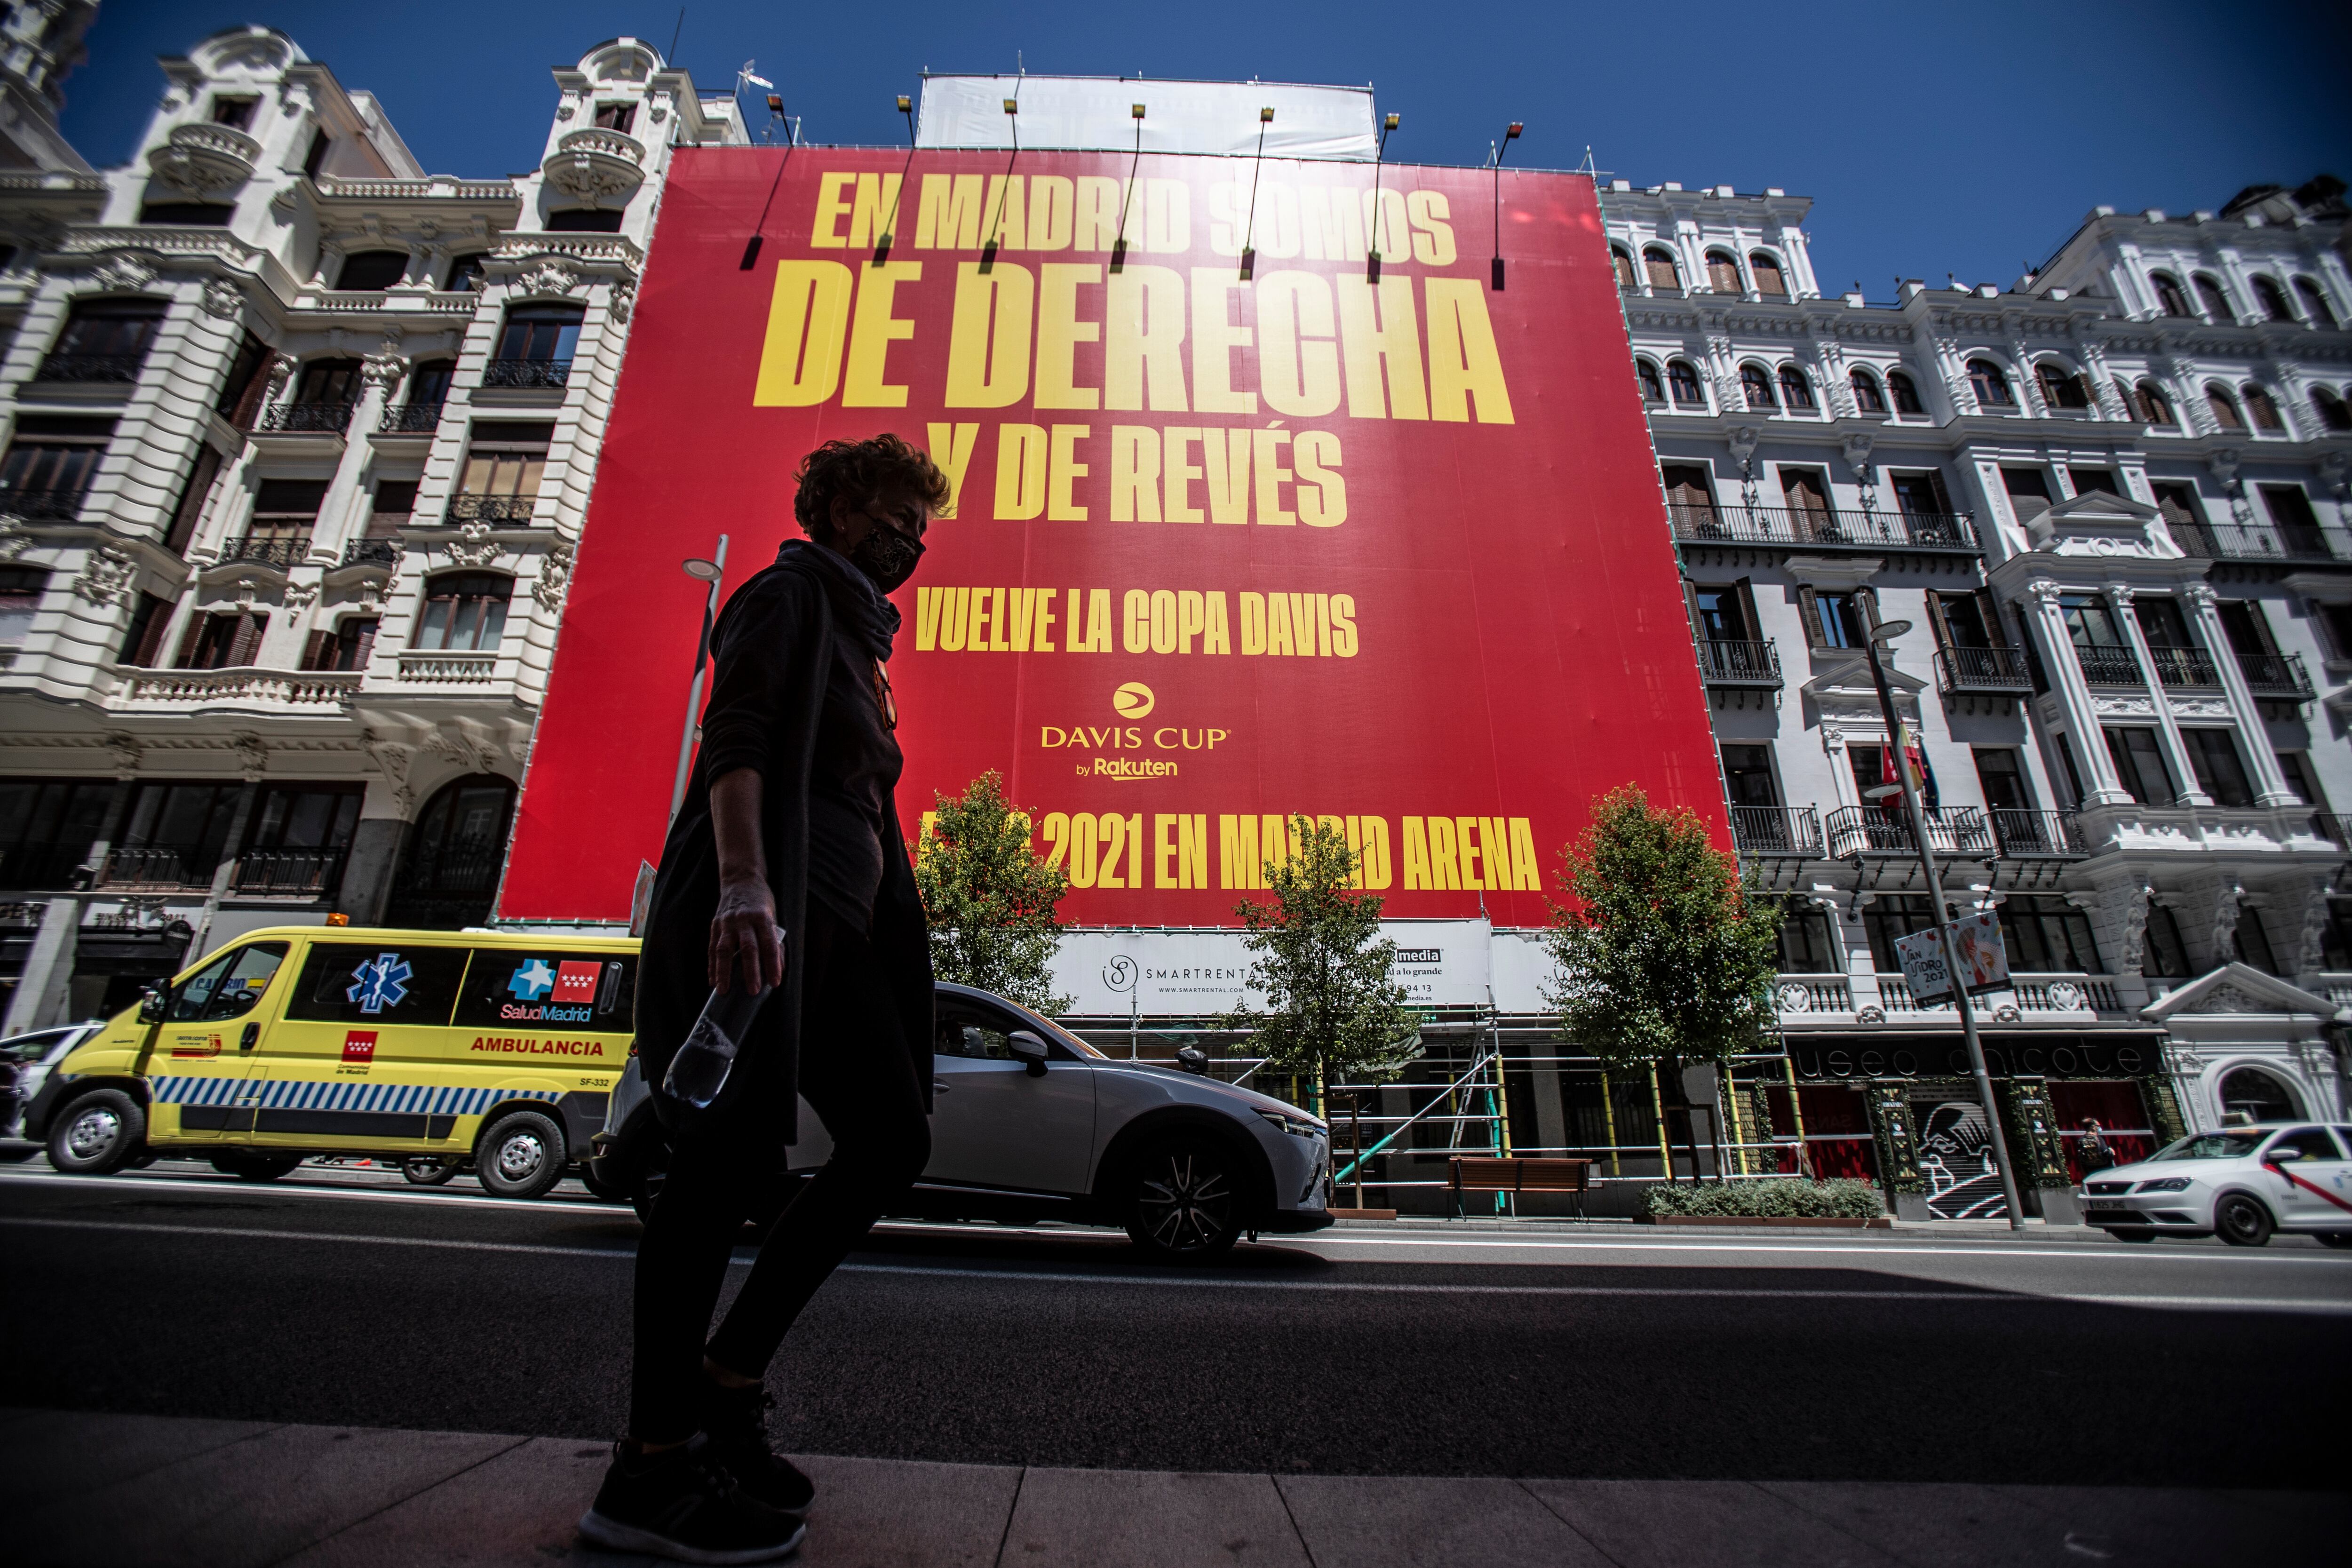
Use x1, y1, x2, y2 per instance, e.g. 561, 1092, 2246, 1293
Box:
2182, 582, 2296, 805
2024, 580, 2131, 804
2106, 585, 2208, 805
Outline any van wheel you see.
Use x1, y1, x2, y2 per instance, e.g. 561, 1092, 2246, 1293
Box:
476, 1109, 567, 1200
47, 1090, 144, 1175
1123, 1135, 1242, 1261
2216, 1193, 2274, 1247
402, 1157, 459, 1186
210, 1151, 302, 1182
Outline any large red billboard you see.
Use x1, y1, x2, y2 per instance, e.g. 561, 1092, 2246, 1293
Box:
500, 148, 1722, 926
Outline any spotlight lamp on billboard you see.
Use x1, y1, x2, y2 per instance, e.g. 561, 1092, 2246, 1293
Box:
1368, 111, 1401, 282
1492, 121, 1523, 292
1240, 106, 1274, 282
1111, 102, 1146, 274
872, 94, 917, 265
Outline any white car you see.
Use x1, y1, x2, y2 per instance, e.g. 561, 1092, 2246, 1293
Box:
0, 1020, 105, 1154
591, 981, 1334, 1260
2079, 1122, 2352, 1247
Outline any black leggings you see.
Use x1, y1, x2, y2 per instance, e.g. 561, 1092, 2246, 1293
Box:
628, 905, 930, 1444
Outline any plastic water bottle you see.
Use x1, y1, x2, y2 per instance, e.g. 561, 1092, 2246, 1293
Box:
662, 984, 772, 1109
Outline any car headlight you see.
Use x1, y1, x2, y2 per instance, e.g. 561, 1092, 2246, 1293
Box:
1256, 1108, 1325, 1140
2135, 1177, 2192, 1193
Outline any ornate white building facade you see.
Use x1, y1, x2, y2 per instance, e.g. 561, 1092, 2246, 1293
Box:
1610, 173, 2352, 1207
0, 26, 744, 1028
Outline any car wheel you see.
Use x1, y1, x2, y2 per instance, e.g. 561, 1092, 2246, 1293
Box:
402, 1156, 459, 1186
210, 1151, 302, 1181
1123, 1135, 1243, 1261
46, 1089, 144, 1175
2106, 1226, 2155, 1242
2215, 1193, 2274, 1248
475, 1109, 567, 1201
2316, 1233, 2352, 1250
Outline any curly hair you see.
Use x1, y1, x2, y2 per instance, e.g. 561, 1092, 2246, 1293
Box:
793, 433, 953, 536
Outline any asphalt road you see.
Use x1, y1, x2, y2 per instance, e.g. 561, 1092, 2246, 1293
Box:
4, 1164, 2349, 1490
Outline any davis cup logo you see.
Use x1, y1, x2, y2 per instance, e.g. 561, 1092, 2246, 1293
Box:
1112, 682, 1154, 719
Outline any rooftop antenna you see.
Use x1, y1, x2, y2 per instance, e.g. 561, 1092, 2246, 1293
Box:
1576, 145, 1596, 178
1111, 102, 1145, 273
1367, 111, 1400, 283
873, 94, 917, 266
1239, 107, 1273, 280
980, 93, 1019, 273
666, 6, 684, 63
1489, 120, 1522, 290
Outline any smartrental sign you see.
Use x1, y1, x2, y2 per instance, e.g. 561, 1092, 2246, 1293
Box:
501, 148, 1724, 925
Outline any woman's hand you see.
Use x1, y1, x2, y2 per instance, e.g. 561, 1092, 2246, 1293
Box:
709, 877, 785, 994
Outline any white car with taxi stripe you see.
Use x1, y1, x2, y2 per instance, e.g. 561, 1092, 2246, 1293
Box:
2078, 1122, 2352, 1247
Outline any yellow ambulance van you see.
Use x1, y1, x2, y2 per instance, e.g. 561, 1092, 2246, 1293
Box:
24, 924, 638, 1200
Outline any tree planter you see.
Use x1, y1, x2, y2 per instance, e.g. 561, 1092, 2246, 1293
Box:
1645, 1215, 1889, 1229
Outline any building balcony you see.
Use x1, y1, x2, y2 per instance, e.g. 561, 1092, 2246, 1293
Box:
1666, 502, 1977, 553
2146, 646, 2222, 690
2239, 651, 2314, 700
112, 667, 359, 709
1696, 638, 1781, 686
217, 535, 309, 570
378, 400, 445, 433
259, 400, 358, 435
1934, 645, 2032, 695
233, 847, 347, 898
445, 493, 540, 525
31, 352, 147, 384
541, 127, 646, 205
396, 650, 500, 684
0, 486, 88, 521
1825, 804, 1994, 859
96, 844, 221, 892
1728, 805, 1822, 857
481, 357, 572, 390
146, 121, 261, 196
2172, 522, 2352, 565
2073, 645, 2143, 687
341, 538, 400, 568
1877, 970, 2126, 1019
1988, 808, 2088, 859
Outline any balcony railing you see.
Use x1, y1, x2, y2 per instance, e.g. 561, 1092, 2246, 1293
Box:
217, 535, 309, 569
96, 844, 222, 891
259, 400, 358, 434
2073, 645, 2143, 686
1728, 805, 1822, 857
2172, 521, 2352, 564
481, 357, 572, 390
342, 538, 400, 567
32, 352, 147, 383
2145, 646, 2222, 689
2238, 651, 2314, 699
232, 847, 347, 897
0, 486, 88, 521
1696, 638, 1781, 685
1934, 645, 2033, 694
445, 493, 539, 525
1989, 808, 2088, 858
1666, 502, 1977, 552
378, 400, 445, 433
1825, 805, 1994, 859
1880, 971, 2124, 1017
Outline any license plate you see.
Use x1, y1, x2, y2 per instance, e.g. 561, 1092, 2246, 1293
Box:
2084, 1202, 2125, 1214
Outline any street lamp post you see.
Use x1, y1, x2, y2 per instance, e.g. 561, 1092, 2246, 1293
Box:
668, 536, 729, 825
1858, 608, 2026, 1231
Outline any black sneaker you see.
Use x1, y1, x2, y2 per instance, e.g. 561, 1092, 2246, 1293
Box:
578, 1440, 805, 1564
697, 1380, 816, 1518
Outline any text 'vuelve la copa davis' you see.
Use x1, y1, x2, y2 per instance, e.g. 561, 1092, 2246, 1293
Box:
913, 809, 1545, 893
915, 587, 1358, 655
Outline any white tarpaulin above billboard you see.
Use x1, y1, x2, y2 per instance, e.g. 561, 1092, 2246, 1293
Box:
915, 74, 1377, 160
1049, 921, 1520, 1017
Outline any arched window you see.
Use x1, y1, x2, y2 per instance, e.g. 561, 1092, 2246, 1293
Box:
1740, 363, 1776, 410
386, 774, 518, 929
1705, 250, 1741, 293
1643, 247, 1681, 292
1777, 365, 1816, 411
2037, 361, 2090, 410
334, 249, 410, 291
1611, 247, 1637, 289
1850, 369, 1887, 415
2192, 272, 2233, 321
2150, 271, 2192, 317
2217, 1065, 2299, 1122
2135, 380, 2177, 427
1968, 358, 2015, 408
2294, 276, 2337, 328
2312, 386, 2352, 433
1635, 359, 1665, 405
2205, 382, 2245, 431
2242, 383, 2284, 431
1749, 252, 1788, 298
2250, 275, 2294, 323
1886, 369, 1924, 415
443, 253, 488, 292
413, 571, 512, 652
1666, 358, 1705, 406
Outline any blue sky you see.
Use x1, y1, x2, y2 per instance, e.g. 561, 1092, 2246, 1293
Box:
71, 0, 2350, 300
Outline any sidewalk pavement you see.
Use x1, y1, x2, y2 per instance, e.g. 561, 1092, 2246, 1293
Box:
2, 1408, 2334, 1568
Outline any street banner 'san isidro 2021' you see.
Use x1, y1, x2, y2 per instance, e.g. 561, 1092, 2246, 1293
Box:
499, 148, 1724, 926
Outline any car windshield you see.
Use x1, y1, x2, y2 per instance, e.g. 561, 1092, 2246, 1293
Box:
2149, 1132, 2265, 1162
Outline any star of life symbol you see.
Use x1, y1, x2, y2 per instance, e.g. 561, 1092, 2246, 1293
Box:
508, 958, 556, 1001
347, 953, 413, 1015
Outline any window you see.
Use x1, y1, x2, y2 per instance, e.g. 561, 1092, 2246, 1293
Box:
210, 96, 258, 130
1886, 369, 1923, 415
1973, 748, 2031, 811
303, 616, 377, 672
137, 201, 234, 226
242, 478, 327, 562
2324, 899, 2352, 971
545, 207, 625, 233
2261, 484, 2326, 552
2294, 277, 2337, 329
2143, 904, 2191, 978
116, 780, 241, 883
1931, 586, 1993, 645
285, 941, 469, 1027
118, 589, 172, 666
1999, 895, 2102, 973
2069, 468, 2119, 497
1812, 590, 1868, 650
453, 422, 552, 523
334, 250, 409, 292
1780, 467, 1833, 530
0, 778, 115, 891
2064, 594, 2137, 686
2134, 379, 2176, 426
2251, 276, 2294, 322
489, 306, 584, 388
2313, 387, 2352, 432
1749, 253, 1788, 298
1776, 902, 1837, 972
2216, 600, 2276, 660
1740, 363, 1776, 410
2037, 362, 2090, 410
1642, 247, 1680, 291
2132, 596, 2193, 650
406, 358, 456, 409
2181, 729, 2255, 807
2274, 749, 2326, 812
2218, 1066, 2299, 1122
2001, 465, 2052, 525
2149, 272, 2191, 317
1666, 358, 1705, 406
39, 298, 166, 381
2204, 383, 2244, 430
1692, 584, 1754, 643
175, 610, 267, 669
2103, 726, 2175, 805
414, 572, 511, 652
2192, 273, 2232, 321
1720, 744, 1778, 807
1967, 358, 2015, 408
168, 943, 288, 1024
293, 357, 363, 407
2051, 730, 2081, 798
1705, 251, 1741, 293
366, 479, 418, 536
2151, 481, 2207, 551
2234, 911, 2283, 976
0, 414, 114, 518
2242, 383, 2284, 432
1635, 358, 1665, 405
1611, 248, 1637, 289
1661, 462, 1716, 526
1850, 370, 1887, 415
244, 785, 363, 857
1777, 365, 1816, 411
1863, 895, 1939, 973
302, 132, 329, 181
0, 565, 41, 644
161, 443, 223, 556
385, 776, 518, 927
593, 102, 637, 133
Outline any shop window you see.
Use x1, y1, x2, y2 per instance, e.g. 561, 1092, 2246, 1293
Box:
1740, 363, 1775, 410
1749, 252, 1788, 298
1777, 365, 1816, 411
1642, 247, 1680, 291
2242, 383, 2285, 432
2102, 726, 2174, 805
0, 414, 114, 519
2204, 383, 2245, 431
1997, 894, 2102, 973
2192, 273, 2233, 321
0, 777, 114, 891
2251, 275, 2294, 322
1705, 251, 1741, 293
2037, 362, 2091, 409
1967, 358, 2015, 408
117, 590, 173, 667
2149, 271, 2192, 317
334, 250, 410, 291
2142, 905, 2191, 978
175, 610, 268, 669
545, 207, 625, 233
38, 299, 166, 381
414, 572, 511, 652
1850, 369, 1887, 415
1635, 358, 1665, 405
2180, 729, 2255, 808
1886, 369, 1923, 414
2312, 387, 2352, 432
2294, 277, 2337, 328
1665, 358, 1705, 406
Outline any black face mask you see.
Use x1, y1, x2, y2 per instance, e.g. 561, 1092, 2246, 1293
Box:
847, 525, 924, 592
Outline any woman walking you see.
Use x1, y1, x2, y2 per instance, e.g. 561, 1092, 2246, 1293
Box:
582, 434, 950, 1563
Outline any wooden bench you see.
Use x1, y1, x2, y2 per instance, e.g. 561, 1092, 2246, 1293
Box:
1449, 1156, 1592, 1219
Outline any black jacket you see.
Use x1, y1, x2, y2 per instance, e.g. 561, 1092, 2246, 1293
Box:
635, 555, 933, 1143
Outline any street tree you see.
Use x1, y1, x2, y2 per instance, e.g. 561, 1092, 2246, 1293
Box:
913, 771, 1072, 1013
1225, 815, 1420, 1115
1542, 785, 1782, 1179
